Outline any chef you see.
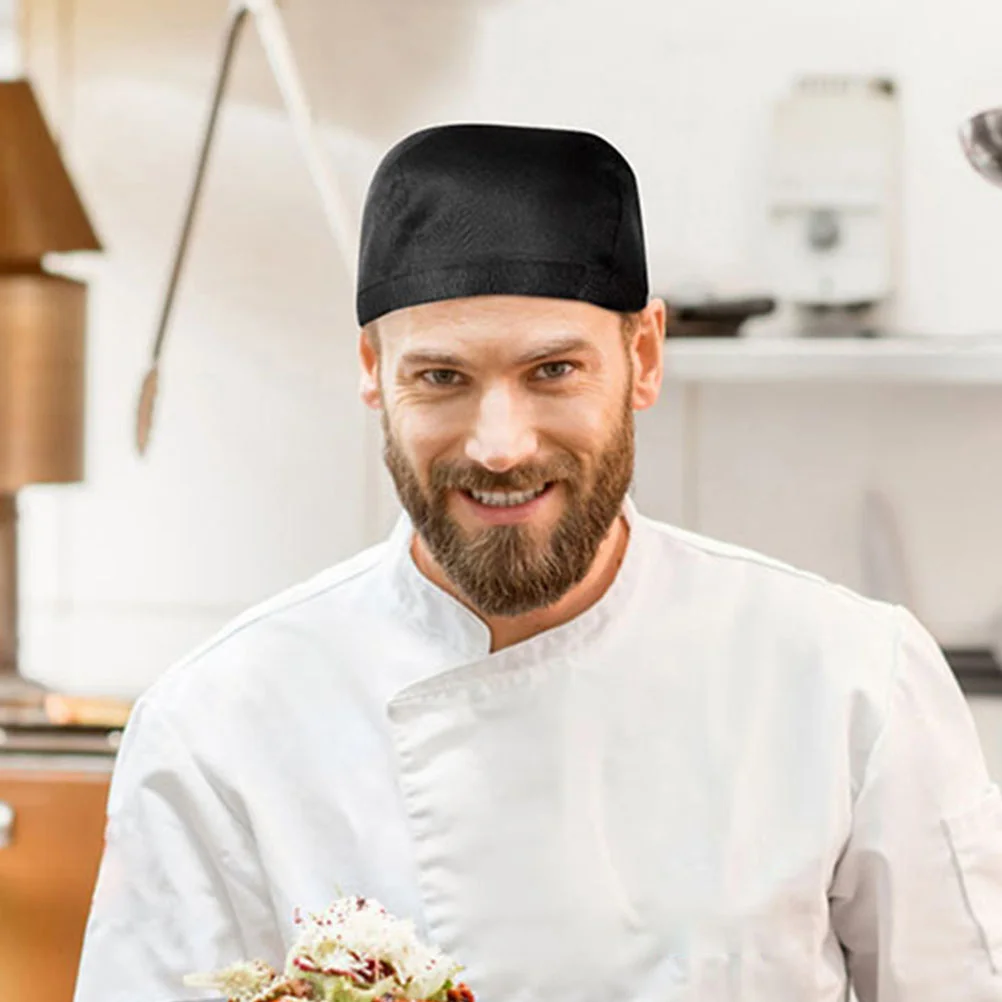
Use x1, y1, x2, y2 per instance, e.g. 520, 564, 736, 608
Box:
76, 124, 1002, 1002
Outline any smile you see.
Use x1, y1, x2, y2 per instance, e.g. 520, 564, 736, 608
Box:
457, 483, 557, 525
466, 485, 549, 508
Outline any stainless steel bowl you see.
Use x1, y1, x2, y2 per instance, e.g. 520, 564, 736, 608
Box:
960, 107, 1002, 188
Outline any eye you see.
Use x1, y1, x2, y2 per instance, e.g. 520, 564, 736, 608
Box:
421, 369, 465, 387
534, 361, 576, 380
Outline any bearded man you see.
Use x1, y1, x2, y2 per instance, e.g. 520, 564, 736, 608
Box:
75, 125, 1002, 1002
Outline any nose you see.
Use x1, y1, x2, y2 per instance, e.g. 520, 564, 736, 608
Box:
465, 383, 538, 472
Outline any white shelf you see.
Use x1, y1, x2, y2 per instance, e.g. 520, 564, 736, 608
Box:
663, 336, 1002, 384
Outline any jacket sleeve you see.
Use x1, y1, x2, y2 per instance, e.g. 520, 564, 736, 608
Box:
74, 698, 283, 1002
829, 606, 1002, 1001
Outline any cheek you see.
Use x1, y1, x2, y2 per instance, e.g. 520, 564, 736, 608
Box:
388, 408, 459, 473
538, 395, 621, 455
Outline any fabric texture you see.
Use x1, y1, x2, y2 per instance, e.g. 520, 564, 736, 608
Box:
355, 124, 649, 325
74, 501, 1002, 1002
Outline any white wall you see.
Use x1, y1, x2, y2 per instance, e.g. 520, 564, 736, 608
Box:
14, 0, 1002, 774
0, 0, 16, 74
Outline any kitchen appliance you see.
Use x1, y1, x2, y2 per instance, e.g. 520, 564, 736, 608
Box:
0, 79, 102, 708
767, 75, 901, 336
135, 0, 356, 455
665, 296, 776, 338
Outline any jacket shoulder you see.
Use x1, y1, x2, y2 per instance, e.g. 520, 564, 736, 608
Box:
640, 513, 896, 621
138, 539, 390, 712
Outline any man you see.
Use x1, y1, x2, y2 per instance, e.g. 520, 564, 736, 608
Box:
76, 124, 1002, 1002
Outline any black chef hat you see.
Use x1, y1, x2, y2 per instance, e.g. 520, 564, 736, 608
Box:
356, 123, 649, 326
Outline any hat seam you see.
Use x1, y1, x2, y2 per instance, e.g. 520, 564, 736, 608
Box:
609, 179, 626, 286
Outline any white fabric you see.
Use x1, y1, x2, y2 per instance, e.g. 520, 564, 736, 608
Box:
74, 500, 1002, 1002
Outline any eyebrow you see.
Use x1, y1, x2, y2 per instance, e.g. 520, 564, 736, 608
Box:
514, 336, 595, 366
399, 336, 595, 370
399, 349, 466, 369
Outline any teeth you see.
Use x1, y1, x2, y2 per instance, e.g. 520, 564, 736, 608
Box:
469, 486, 546, 507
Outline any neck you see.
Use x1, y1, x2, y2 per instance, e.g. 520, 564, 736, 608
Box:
411, 512, 631, 652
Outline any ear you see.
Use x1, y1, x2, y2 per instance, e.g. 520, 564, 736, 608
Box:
359, 328, 382, 411
629, 298, 665, 412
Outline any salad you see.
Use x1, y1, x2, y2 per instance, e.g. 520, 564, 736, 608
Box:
184, 896, 475, 1002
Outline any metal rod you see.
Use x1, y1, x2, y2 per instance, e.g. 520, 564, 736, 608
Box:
135, 3, 251, 453
0, 493, 15, 677
148, 4, 251, 367
136, 0, 360, 454
0, 492, 49, 706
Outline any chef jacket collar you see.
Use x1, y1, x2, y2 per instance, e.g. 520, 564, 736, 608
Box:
381, 495, 649, 667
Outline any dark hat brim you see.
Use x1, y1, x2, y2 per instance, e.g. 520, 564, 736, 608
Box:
358, 258, 647, 326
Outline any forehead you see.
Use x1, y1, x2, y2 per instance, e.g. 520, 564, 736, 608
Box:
375, 295, 620, 364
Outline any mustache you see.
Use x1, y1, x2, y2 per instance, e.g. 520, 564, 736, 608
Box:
429, 456, 581, 494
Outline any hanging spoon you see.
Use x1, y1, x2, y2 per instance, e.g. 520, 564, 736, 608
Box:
135, 2, 250, 454
135, 0, 356, 454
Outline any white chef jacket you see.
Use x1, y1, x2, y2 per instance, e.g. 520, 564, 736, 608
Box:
74, 499, 1002, 1002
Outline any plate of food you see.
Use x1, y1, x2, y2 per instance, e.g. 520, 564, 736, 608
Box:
183, 895, 474, 1002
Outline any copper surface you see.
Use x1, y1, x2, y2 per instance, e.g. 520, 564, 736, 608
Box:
0, 769, 110, 1002
0, 80, 102, 262
0, 496, 15, 678
0, 273, 86, 492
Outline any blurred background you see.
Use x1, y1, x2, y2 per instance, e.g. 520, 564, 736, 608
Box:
3, 0, 1002, 997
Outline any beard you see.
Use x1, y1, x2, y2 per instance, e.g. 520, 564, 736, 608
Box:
382, 395, 635, 618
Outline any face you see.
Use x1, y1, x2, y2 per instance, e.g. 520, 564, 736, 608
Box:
360, 295, 664, 617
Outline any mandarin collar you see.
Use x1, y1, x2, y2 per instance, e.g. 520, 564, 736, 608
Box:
380, 496, 648, 666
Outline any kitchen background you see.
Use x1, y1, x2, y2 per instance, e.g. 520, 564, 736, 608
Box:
5, 0, 1002, 772
3, 2, 1002, 998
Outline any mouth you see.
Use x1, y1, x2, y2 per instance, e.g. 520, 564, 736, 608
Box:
455, 483, 557, 525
